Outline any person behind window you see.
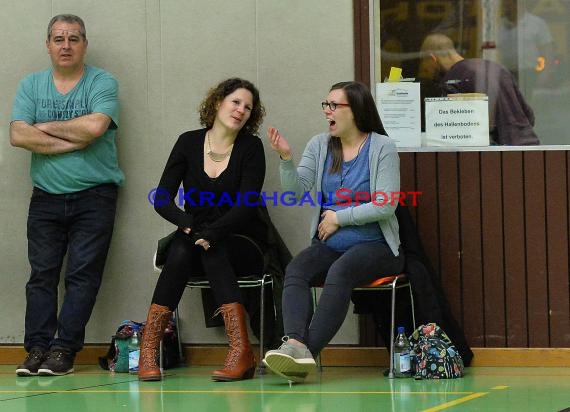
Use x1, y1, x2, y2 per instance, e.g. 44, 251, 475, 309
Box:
139, 78, 267, 382
420, 32, 539, 145
498, 0, 554, 102
10, 14, 122, 377
262, 81, 405, 382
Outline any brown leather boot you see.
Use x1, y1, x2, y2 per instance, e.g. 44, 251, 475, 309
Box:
211, 302, 256, 381
138, 303, 171, 381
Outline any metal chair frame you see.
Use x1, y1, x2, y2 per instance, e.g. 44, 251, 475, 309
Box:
153, 233, 274, 373
312, 273, 415, 378
178, 273, 273, 373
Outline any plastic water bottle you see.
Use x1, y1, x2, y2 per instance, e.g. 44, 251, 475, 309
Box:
128, 326, 140, 374
393, 326, 412, 378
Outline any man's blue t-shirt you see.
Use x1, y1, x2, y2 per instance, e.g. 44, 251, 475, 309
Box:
11, 65, 124, 194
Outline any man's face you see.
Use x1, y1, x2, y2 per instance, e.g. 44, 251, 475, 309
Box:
419, 54, 443, 82
46, 21, 87, 71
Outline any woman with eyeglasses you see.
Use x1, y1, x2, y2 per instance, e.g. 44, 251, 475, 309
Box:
263, 81, 404, 382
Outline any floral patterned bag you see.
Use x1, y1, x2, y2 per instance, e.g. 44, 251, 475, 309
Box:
409, 323, 464, 379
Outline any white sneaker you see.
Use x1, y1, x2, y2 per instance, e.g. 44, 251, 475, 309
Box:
263, 337, 316, 382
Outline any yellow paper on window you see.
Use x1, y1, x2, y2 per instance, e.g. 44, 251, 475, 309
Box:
388, 67, 402, 82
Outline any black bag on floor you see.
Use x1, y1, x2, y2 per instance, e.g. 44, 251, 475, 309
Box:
99, 319, 181, 372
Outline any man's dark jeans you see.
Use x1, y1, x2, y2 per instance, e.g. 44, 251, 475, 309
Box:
25, 184, 118, 353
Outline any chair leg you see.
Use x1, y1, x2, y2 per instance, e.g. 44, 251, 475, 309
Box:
312, 287, 323, 371
174, 308, 185, 364
408, 282, 416, 330
257, 275, 266, 374
387, 279, 397, 379
180, 275, 273, 374
154, 312, 178, 374
157, 308, 185, 367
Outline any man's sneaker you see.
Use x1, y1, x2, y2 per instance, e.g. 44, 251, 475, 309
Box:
263, 337, 316, 382
38, 347, 75, 376
16, 347, 47, 376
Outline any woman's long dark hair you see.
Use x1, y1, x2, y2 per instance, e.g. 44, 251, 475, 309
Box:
328, 81, 388, 174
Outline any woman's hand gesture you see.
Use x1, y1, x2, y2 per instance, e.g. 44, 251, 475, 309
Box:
267, 127, 292, 161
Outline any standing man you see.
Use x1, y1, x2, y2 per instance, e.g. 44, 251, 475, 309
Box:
10, 14, 123, 376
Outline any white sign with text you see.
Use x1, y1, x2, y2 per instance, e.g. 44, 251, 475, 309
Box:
425, 96, 489, 146
376, 82, 421, 148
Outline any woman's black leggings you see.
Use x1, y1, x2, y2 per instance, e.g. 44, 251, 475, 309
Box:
152, 231, 264, 311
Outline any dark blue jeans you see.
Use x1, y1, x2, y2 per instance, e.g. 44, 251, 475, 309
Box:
25, 184, 118, 353
283, 240, 404, 355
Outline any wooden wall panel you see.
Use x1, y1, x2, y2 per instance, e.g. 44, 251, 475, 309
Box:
546, 152, 570, 347
459, 152, 485, 347
353, 0, 370, 86
415, 154, 440, 274
523, 152, 549, 347
391, 152, 570, 349
354, 0, 569, 349
399, 152, 417, 221
436, 153, 462, 324
501, 152, 528, 347
480, 153, 506, 347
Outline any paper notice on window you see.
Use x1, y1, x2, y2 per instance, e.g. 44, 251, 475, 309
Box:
425, 96, 489, 146
376, 82, 421, 148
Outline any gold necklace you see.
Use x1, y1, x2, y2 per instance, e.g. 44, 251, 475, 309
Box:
206, 131, 233, 162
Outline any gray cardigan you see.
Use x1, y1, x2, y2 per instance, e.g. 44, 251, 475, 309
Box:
279, 132, 401, 256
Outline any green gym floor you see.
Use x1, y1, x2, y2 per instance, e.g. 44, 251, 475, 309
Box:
1, 365, 568, 412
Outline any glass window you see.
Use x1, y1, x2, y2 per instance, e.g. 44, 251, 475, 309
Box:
372, 0, 570, 146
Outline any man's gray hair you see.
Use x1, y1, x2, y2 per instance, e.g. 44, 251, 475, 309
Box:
47, 14, 86, 39
420, 33, 457, 57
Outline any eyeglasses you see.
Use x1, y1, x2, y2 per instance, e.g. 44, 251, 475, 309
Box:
321, 101, 350, 111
